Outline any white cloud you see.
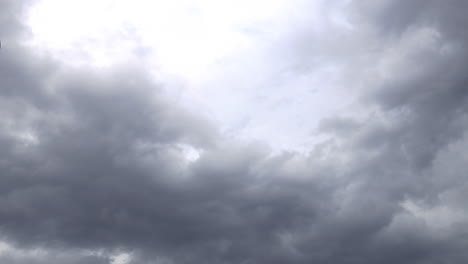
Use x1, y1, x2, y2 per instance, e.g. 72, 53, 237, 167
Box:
24, 0, 356, 152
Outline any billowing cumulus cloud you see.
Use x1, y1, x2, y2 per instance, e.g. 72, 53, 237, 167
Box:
1, 0, 468, 263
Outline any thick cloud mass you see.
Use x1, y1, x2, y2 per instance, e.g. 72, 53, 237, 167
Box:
1, 0, 468, 263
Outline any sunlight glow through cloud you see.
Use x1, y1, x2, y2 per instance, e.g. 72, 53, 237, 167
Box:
26, 0, 292, 74
25, 0, 353, 152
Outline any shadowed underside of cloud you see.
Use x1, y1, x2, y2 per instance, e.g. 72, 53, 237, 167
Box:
1, 0, 468, 263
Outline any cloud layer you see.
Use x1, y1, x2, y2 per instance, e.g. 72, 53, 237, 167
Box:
1, 0, 468, 263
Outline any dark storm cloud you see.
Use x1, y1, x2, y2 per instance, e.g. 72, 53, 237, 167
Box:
359, 0, 468, 174
354, 0, 468, 40
1, 0, 468, 264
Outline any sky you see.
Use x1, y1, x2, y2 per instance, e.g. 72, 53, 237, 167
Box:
1, 0, 468, 263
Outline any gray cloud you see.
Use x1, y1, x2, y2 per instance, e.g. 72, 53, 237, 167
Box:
1, 0, 468, 263
0, 249, 110, 264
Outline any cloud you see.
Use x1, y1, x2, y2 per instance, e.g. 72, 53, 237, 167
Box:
1, 0, 468, 263
0, 242, 110, 264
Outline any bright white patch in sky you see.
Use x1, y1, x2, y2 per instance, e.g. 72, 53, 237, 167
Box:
26, 0, 355, 152
177, 143, 202, 163
111, 252, 132, 264
16, 130, 39, 146
26, 0, 291, 73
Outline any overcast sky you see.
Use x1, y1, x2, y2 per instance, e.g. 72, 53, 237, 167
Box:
1, 0, 468, 263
